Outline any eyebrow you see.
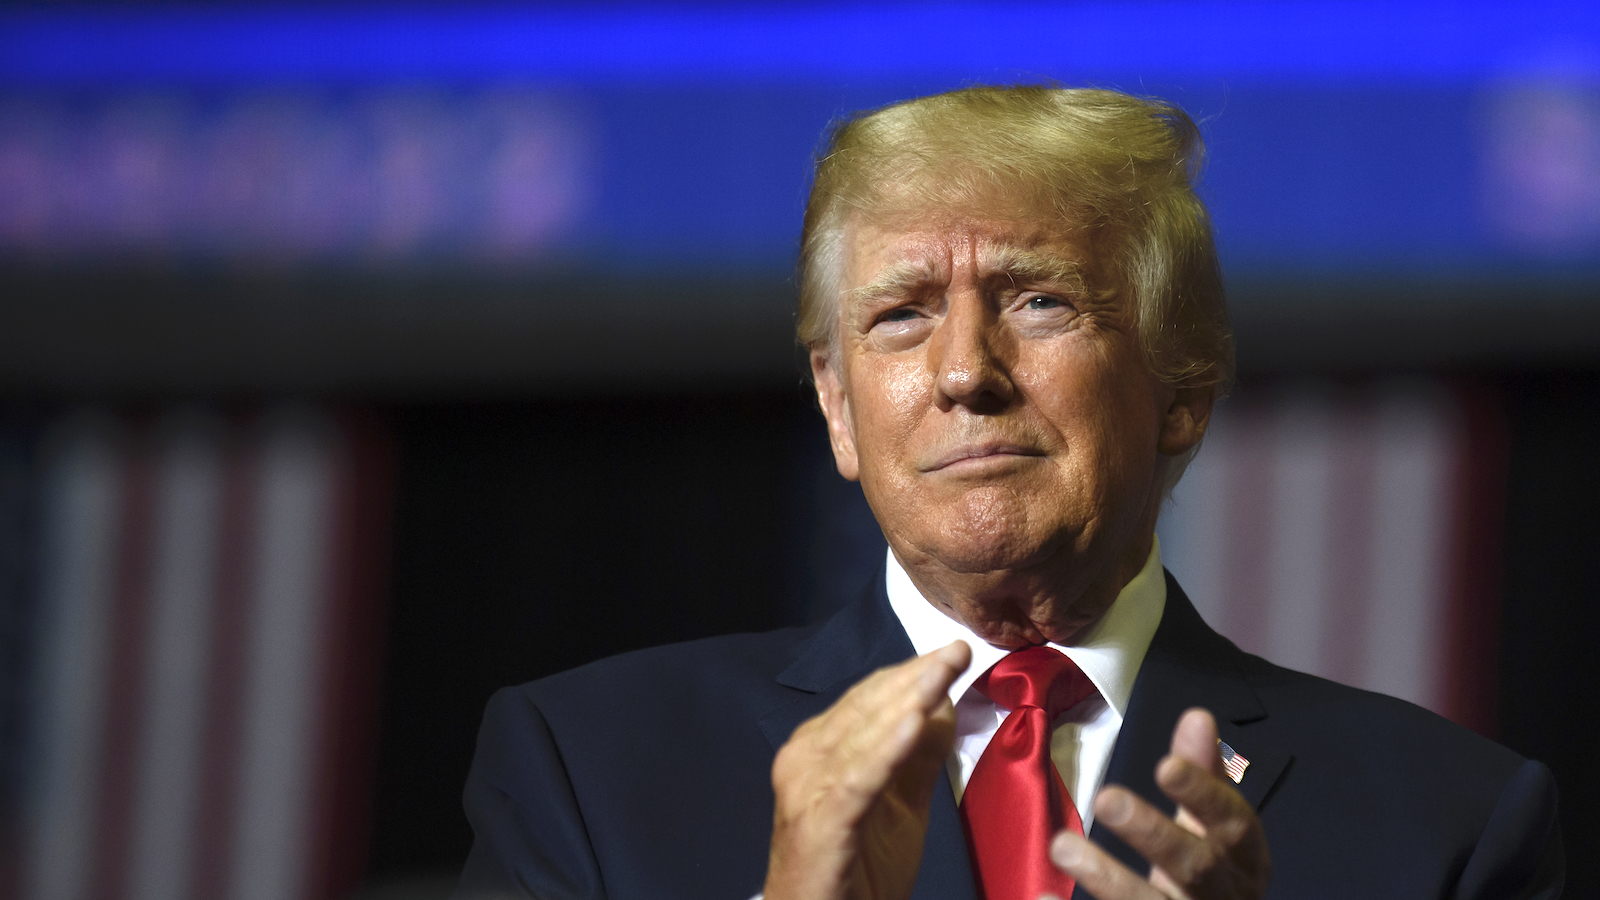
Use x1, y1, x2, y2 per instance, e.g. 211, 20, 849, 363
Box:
981, 247, 1091, 296
845, 258, 942, 305
845, 247, 1090, 306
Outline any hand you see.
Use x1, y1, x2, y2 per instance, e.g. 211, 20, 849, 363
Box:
1046, 708, 1271, 900
763, 641, 972, 900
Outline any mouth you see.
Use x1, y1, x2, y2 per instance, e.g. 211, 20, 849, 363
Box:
921, 442, 1047, 473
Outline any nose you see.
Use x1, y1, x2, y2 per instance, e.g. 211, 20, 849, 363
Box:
930, 293, 1014, 413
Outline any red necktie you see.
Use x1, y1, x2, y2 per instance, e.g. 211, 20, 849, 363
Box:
960, 646, 1097, 900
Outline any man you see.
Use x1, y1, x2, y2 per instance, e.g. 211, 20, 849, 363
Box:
453, 86, 1563, 900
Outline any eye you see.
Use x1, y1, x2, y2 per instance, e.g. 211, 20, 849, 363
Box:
1024, 294, 1065, 310
878, 307, 921, 323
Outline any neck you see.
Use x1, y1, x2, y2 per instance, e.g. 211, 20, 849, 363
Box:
892, 528, 1155, 649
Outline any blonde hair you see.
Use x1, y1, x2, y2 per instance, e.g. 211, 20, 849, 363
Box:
797, 85, 1234, 395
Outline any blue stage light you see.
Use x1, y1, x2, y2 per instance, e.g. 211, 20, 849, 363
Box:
0, 2, 1595, 86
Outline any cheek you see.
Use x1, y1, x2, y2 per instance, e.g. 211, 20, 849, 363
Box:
1032, 349, 1164, 469
849, 360, 930, 468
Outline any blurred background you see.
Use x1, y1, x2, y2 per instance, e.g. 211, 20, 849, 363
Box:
1, 2, 1598, 898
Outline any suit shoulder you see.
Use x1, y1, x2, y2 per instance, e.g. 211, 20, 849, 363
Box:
1236, 650, 1526, 779
461, 629, 809, 900
503, 623, 820, 720
1217, 653, 1561, 897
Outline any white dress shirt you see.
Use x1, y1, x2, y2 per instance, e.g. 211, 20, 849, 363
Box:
885, 539, 1167, 831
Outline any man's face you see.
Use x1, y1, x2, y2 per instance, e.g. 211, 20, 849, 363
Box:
811, 208, 1209, 646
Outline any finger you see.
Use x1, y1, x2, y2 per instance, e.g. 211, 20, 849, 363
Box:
917, 640, 972, 709
1168, 708, 1223, 777
785, 642, 971, 805
1092, 784, 1218, 889
1163, 708, 1225, 841
833, 642, 970, 757
845, 640, 971, 723
849, 649, 967, 813
1154, 756, 1269, 879
764, 645, 971, 900
807, 643, 955, 747
890, 696, 959, 811
1049, 829, 1164, 900
1155, 756, 1256, 839
909, 693, 958, 760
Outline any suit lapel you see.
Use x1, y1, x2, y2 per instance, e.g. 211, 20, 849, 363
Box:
1076, 574, 1293, 895
757, 576, 980, 900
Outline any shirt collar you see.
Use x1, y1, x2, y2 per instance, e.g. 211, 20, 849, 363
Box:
884, 538, 1167, 718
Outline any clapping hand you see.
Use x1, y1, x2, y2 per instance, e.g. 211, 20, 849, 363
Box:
1045, 708, 1271, 900
763, 641, 972, 900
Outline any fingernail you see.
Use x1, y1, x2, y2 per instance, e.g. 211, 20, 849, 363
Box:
1050, 832, 1084, 868
1098, 790, 1132, 826
937, 640, 970, 666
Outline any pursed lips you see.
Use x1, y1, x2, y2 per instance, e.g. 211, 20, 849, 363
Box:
920, 442, 1047, 473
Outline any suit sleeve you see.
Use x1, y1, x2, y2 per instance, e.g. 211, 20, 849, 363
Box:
1453, 759, 1564, 900
453, 687, 608, 900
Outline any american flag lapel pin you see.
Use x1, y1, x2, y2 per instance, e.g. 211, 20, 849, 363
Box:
1217, 739, 1250, 784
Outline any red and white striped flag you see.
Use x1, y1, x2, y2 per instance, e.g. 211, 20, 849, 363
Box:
1159, 378, 1504, 735
21, 406, 391, 900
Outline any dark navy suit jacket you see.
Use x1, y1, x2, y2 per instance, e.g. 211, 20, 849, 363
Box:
453, 574, 1563, 899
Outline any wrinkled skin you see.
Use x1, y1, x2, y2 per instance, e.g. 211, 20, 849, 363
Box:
810, 213, 1205, 648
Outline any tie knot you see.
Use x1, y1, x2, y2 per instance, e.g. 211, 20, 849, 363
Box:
975, 646, 1095, 719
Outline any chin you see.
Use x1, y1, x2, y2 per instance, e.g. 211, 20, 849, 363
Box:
922, 532, 1043, 574
923, 490, 1057, 573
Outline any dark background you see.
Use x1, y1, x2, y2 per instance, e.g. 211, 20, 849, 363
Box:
357, 373, 1600, 892
3, 2, 1599, 897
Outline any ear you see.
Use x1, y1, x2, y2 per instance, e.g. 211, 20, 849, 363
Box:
810, 347, 861, 482
1157, 383, 1215, 457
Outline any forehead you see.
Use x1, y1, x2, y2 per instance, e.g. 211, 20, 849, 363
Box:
841, 211, 1094, 289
